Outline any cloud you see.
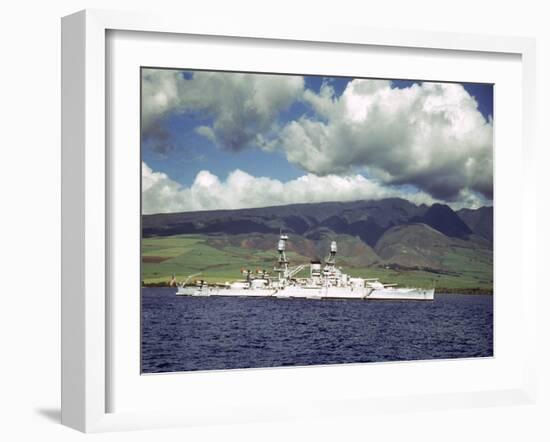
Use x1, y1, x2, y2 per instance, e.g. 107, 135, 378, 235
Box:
277, 79, 493, 201
141, 124, 177, 155
142, 162, 440, 215
142, 69, 304, 152
447, 188, 490, 211
142, 72, 493, 204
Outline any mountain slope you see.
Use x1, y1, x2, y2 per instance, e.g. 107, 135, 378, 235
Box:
374, 223, 456, 269
412, 203, 472, 238
457, 206, 493, 241
143, 198, 490, 247
142, 198, 428, 245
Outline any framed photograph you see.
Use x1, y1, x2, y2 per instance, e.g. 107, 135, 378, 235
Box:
140, 66, 493, 374
61, 9, 537, 432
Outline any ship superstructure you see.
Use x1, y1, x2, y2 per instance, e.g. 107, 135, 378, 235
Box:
176, 234, 434, 301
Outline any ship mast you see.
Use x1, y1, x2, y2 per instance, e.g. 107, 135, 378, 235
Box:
275, 232, 290, 281
322, 241, 338, 286
326, 241, 337, 269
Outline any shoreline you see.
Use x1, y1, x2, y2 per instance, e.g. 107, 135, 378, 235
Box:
434, 288, 493, 295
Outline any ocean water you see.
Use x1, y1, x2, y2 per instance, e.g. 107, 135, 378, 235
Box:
141, 288, 493, 373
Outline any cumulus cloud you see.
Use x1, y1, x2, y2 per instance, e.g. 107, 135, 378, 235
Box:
142, 162, 439, 215
142, 72, 493, 205
448, 188, 491, 211
142, 69, 304, 152
277, 79, 493, 201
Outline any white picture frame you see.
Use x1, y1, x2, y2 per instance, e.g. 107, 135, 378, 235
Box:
61, 9, 537, 433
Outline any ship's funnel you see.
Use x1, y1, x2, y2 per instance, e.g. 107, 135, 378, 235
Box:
278, 240, 285, 251
330, 241, 337, 253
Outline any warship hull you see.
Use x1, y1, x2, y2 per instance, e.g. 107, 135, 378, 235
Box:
365, 287, 435, 301
176, 286, 434, 300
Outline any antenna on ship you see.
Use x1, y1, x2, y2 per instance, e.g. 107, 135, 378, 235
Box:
326, 241, 337, 267
275, 229, 290, 281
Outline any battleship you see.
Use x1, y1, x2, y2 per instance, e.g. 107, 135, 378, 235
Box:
176, 234, 434, 301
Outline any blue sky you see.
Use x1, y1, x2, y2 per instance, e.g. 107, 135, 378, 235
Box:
142, 74, 354, 185
141, 69, 493, 214
142, 110, 305, 186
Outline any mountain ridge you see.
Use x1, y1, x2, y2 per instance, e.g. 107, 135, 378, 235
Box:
143, 198, 493, 246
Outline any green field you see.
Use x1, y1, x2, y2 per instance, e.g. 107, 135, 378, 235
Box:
141, 233, 493, 292
142, 234, 287, 283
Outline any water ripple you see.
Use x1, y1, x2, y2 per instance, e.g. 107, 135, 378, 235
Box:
141, 288, 493, 373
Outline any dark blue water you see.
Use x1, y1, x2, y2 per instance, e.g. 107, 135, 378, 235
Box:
141, 288, 493, 373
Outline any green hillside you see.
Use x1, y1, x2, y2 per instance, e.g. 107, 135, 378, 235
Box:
141, 232, 493, 292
